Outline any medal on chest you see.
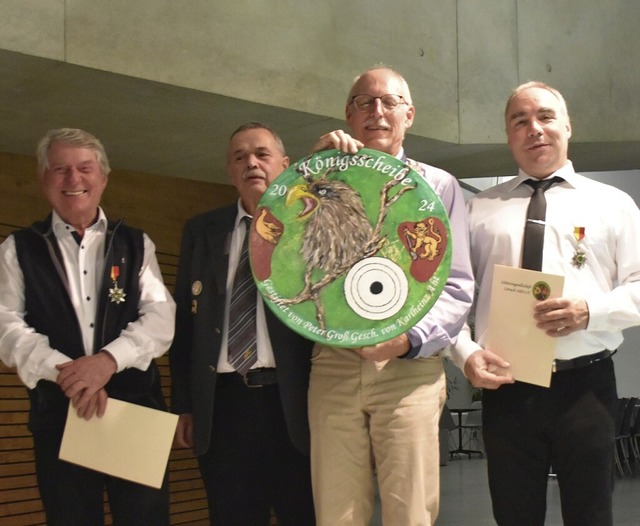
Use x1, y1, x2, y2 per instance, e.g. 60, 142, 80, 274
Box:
108, 265, 127, 304
571, 227, 586, 269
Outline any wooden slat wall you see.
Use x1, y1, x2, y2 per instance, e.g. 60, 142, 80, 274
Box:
0, 151, 242, 525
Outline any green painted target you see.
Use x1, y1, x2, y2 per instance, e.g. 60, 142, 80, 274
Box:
249, 148, 451, 347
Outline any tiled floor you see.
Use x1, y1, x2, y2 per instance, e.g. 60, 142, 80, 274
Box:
371, 456, 640, 525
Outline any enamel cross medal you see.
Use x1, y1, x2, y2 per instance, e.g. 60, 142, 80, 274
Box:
108, 265, 126, 304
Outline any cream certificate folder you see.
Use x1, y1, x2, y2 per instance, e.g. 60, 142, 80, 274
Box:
59, 398, 178, 488
486, 264, 564, 388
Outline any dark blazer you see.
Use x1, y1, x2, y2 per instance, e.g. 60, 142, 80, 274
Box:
170, 205, 314, 456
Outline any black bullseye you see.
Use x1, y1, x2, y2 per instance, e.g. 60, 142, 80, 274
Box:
344, 257, 408, 320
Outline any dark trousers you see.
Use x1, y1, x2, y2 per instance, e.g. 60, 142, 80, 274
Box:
33, 427, 169, 526
482, 357, 617, 526
198, 373, 315, 526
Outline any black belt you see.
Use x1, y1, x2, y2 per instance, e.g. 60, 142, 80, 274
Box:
552, 350, 614, 373
239, 368, 278, 387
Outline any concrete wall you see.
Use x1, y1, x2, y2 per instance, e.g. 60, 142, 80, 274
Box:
2, 0, 639, 146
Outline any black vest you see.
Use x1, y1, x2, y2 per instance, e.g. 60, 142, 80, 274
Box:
13, 216, 165, 431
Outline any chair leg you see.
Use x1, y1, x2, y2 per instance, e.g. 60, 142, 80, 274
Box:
621, 438, 633, 476
631, 435, 640, 474
615, 442, 625, 477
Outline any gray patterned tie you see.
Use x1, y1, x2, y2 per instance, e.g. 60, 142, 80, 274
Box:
227, 217, 257, 375
521, 177, 563, 271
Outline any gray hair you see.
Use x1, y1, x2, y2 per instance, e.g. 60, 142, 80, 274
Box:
229, 122, 286, 156
505, 81, 570, 120
347, 65, 413, 105
36, 128, 111, 176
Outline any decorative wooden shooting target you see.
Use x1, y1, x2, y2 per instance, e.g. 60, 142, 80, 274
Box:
249, 148, 451, 347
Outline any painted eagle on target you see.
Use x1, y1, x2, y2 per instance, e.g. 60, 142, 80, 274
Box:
251, 160, 417, 329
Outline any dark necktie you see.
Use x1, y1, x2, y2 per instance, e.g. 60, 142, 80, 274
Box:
521, 177, 563, 271
227, 217, 258, 375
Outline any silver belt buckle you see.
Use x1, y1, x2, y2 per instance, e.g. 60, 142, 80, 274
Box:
241, 371, 263, 388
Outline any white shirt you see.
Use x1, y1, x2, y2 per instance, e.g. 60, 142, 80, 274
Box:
217, 200, 276, 372
452, 161, 640, 367
0, 208, 176, 388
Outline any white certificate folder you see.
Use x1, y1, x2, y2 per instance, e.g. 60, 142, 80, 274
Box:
59, 398, 178, 488
486, 265, 564, 388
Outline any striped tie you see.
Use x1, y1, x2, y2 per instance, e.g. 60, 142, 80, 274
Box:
227, 217, 258, 375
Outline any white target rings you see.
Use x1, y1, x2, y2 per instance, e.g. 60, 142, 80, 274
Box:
344, 257, 408, 320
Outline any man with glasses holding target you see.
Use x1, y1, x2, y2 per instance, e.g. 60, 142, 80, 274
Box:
308, 67, 474, 525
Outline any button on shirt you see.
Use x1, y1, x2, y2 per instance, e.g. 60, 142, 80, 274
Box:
0, 208, 176, 388
54, 213, 108, 356
452, 161, 640, 366
217, 201, 276, 373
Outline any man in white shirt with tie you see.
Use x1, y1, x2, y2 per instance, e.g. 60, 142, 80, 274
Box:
453, 82, 640, 526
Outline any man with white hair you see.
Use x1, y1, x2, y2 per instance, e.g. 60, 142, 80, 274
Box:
0, 128, 175, 525
309, 67, 474, 526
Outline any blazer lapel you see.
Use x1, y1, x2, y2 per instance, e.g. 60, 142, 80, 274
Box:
206, 208, 235, 293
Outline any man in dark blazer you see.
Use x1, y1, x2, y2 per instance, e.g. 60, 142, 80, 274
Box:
170, 122, 315, 526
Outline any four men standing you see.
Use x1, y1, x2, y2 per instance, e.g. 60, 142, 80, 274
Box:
0, 76, 637, 526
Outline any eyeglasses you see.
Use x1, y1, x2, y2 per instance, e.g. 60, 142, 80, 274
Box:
349, 94, 409, 112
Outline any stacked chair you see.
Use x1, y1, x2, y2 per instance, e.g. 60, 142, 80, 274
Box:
614, 397, 639, 477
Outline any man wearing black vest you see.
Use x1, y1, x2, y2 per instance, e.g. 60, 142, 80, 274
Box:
0, 128, 176, 525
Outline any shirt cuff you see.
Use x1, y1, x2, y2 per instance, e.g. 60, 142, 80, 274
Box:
31, 351, 72, 388
100, 344, 126, 373
399, 330, 424, 359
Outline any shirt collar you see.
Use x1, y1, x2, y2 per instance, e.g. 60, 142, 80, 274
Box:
234, 200, 252, 229
506, 161, 577, 193
51, 208, 108, 237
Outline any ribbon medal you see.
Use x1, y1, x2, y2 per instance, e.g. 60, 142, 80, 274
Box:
571, 227, 586, 268
108, 265, 126, 304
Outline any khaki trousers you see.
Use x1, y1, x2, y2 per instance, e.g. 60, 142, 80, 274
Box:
309, 344, 445, 526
